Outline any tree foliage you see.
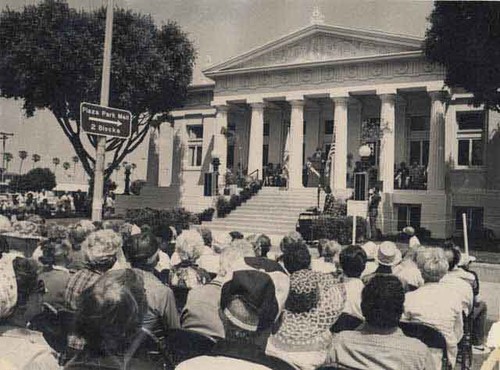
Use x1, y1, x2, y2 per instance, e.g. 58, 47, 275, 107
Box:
0, 0, 195, 179
425, 2, 500, 110
12, 168, 56, 192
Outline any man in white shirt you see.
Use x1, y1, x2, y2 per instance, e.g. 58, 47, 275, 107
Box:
403, 247, 464, 368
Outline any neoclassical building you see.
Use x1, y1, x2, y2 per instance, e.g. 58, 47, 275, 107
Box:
122, 21, 500, 240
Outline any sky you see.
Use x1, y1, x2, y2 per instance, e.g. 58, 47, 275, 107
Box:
0, 0, 434, 187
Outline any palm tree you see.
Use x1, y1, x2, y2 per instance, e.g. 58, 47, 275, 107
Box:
52, 157, 60, 173
31, 154, 41, 169
18, 150, 28, 174
72, 155, 79, 175
3, 152, 13, 171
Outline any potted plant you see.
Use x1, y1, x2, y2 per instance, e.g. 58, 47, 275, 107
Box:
229, 194, 240, 210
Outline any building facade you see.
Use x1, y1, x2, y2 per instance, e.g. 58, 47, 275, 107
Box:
137, 23, 500, 240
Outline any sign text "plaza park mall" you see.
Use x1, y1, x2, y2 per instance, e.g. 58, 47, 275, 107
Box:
81, 102, 132, 139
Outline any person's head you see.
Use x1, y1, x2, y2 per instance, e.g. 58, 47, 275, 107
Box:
198, 227, 213, 248
175, 230, 205, 263
317, 239, 342, 263
324, 185, 332, 194
40, 225, 71, 267
375, 241, 402, 268
340, 245, 367, 278
415, 247, 449, 283
229, 231, 244, 241
218, 246, 254, 277
439, 240, 461, 271
82, 229, 122, 272
246, 234, 271, 257
229, 239, 255, 257
68, 220, 96, 250
211, 231, 233, 253
361, 275, 404, 329
361, 241, 378, 261
220, 268, 289, 348
75, 269, 147, 354
399, 161, 407, 168
283, 243, 311, 274
403, 226, 415, 237
123, 230, 159, 270
279, 231, 303, 253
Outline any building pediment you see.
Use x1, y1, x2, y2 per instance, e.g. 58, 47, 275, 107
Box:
204, 24, 423, 76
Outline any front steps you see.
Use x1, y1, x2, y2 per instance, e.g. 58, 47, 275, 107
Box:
201, 187, 324, 244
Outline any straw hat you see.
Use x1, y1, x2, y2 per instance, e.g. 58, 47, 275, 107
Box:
375, 241, 402, 267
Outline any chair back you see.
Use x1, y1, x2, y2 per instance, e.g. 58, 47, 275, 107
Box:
331, 313, 364, 333
164, 329, 216, 366
399, 321, 448, 370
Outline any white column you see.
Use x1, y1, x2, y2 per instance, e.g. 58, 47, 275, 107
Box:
247, 102, 265, 180
331, 96, 349, 192
288, 99, 305, 189
427, 91, 447, 191
214, 105, 229, 187
379, 93, 396, 193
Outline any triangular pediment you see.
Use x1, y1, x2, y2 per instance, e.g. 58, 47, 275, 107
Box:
204, 24, 423, 75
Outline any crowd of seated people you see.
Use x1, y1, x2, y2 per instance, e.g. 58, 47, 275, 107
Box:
0, 213, 494, 369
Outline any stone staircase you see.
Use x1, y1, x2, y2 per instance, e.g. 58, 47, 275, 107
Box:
201, 187, 324, 243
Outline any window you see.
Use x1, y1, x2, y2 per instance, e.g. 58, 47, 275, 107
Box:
409, 140, 429, 166
454, 206, 483, 233
303, 121, 307, 135
227, 144, 235, 168
263, 122, 270, 137
263, 144, 269, 166
325, 120, 334, 135
188, 145, 202, 167
456, 111, 485, 166
187, 124, 203, 168
407, 116, 430, 167
396, 204, 421, 231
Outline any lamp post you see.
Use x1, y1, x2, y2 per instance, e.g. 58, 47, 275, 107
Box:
124, 163, 132, 195
358, 144, 372, 171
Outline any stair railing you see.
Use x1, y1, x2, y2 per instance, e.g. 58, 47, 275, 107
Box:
248, 169, 259, 181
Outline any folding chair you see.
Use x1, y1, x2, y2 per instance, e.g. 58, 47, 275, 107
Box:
330, 313, 364, 334
163, 328, 217, 367
399, 321, 450, 370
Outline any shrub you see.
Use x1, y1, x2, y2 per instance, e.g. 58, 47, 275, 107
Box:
125, 207, 197, 238
311, 215, 366, 245
216, 196, 230, 217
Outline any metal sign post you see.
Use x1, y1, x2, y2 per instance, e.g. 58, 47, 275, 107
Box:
91, 0, 114, 222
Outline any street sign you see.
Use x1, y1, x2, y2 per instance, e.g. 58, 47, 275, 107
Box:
81, 102, 132, 139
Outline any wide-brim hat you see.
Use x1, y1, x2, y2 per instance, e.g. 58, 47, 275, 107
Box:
270, 270, 345, 348
0, 258, 17, 319
458, 253, 476, 266
375, 241, 402, 267
361, 241, 378, 261
403, 226, 415, 236
220, 257, 289, 332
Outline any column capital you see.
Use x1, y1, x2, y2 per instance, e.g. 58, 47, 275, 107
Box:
379, 93, 397, 104
249, 102, 265, 111
288, 99, 305, 108
428, 90, 448, 102
331, 96, 349, 106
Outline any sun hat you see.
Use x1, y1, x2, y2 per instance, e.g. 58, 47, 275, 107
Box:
269, 270, 345, 350
375, 241, 402, 267
403, 226, 415, 236
361, 241, 378, 261
82, 229, 122, 264
220, 257, 289, 332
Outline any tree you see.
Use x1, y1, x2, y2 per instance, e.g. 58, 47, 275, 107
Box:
18, 150, 28, 174
3, 152, 13, 171
63, 161, 71, 172
52, 157, 60, 171
32, 153, 41, 168
13, 167, 56, 192
424, 2, 500, 110
72, 155, 79, 174
0, 0, 195, 182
